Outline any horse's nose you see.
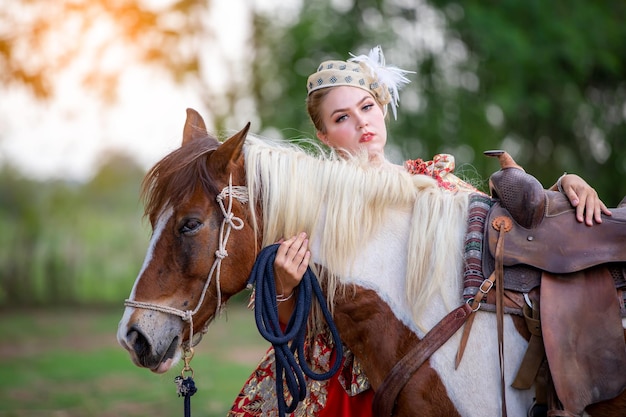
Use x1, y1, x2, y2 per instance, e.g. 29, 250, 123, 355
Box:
126, 325, 153, 361
124, 325, 180, 371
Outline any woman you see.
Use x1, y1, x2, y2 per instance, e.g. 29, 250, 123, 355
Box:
228, 46, 611, 417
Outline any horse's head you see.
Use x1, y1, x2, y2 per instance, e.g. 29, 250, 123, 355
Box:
117, 109, 259, 373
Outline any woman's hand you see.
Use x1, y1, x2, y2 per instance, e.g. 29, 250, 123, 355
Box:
274, 232, 310, 299
274, 233, 310, 325
556, 174, 611, 226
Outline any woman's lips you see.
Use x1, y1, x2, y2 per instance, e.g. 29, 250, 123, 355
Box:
360, 132, 374, 143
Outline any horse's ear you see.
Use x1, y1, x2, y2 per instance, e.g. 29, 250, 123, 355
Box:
210, 122, 251, 172
182, 108, 214, 145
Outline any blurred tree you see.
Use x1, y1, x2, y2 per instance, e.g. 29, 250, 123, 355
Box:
428, 0, 626, 203
0, 166, 44, 304
0, 154, 148, 307
0, 0, 209, 101
85, 150, 145, 205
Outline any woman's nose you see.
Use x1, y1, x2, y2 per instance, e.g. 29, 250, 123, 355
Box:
356, 113, 368, 128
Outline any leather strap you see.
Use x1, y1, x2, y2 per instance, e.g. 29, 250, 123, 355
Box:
511, 302, 544, 389
455, 271, 497, 368
372, 303, 472, 416
493, 216, 511, 417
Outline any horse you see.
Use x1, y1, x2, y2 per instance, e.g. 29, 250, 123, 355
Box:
117, 108, 626, 416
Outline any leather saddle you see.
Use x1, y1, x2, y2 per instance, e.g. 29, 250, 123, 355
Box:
483, 151, 626, 415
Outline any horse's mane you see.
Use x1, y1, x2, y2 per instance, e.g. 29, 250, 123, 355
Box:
244, 135, 470, 327
141, 136, 221, 227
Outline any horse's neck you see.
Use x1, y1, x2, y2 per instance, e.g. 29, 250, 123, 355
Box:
311, 205, 461, 336
311, 206, 458, 334
331, 285, 421, 388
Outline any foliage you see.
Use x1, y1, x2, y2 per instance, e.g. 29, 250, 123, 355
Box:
0, 0, 209, 101
0, 154, 149, 307
428, 0, 626, 203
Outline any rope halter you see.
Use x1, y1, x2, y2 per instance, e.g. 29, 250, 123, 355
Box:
124, 175, 248, 375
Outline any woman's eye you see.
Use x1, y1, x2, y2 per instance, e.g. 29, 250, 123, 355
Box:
335, 114, 347, 123
363, 103, 373, 111
180, 219, 203, 234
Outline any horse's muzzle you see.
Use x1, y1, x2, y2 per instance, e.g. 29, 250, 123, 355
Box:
117, 310, 184, 373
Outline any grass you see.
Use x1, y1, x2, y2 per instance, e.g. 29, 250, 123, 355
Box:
0, 303, 268, 417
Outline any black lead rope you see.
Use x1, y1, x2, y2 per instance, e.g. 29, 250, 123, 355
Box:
175, 375, 197, 417
247, 244, 344, 417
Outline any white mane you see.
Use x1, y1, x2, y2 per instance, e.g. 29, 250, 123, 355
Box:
243, 134, 470, 328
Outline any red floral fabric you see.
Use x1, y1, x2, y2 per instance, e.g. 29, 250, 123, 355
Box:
404, 153, 478, 193
227, 329, 371, 417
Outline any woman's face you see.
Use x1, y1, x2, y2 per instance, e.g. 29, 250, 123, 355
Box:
316, 86, 387, 161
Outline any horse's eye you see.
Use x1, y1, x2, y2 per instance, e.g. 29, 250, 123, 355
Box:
180, 219, 203, 235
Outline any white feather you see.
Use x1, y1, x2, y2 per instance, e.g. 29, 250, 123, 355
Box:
349, 45, 414, 119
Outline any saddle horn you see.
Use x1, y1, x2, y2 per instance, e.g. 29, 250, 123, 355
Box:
485, 150, 546, 229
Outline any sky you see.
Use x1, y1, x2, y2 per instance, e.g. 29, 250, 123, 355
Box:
0, 0, 268, 182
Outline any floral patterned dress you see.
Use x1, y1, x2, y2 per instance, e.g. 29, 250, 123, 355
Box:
228, 154, 477, 417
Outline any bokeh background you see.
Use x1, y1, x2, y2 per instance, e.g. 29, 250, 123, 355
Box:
1, 1, 625, 416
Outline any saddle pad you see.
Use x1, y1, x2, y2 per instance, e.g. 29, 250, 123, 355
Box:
462, 193, 494, 301
541, 268, 626, 414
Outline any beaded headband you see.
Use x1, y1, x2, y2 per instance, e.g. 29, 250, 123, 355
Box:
306, 45, 413, 119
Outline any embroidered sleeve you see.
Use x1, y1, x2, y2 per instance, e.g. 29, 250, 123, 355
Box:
337, 349, 371, 395
311, 331, 370, 396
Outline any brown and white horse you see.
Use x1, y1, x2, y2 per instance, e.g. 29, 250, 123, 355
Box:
117, 109, 626, 416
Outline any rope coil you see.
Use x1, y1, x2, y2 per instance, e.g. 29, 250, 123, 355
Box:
247, 244, 343, 417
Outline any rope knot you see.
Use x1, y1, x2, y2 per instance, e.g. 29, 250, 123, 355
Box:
181, 310, 193, 322
229, 216, 244, 230
215, 249, 228, 259
175, 375, 197, 397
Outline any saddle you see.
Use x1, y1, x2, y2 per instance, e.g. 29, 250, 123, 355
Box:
483, 152, 626, 415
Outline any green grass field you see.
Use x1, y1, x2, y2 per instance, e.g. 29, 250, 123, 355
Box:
0, 304, 268, 417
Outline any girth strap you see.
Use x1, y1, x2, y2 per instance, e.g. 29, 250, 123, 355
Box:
372, 303, 472, 416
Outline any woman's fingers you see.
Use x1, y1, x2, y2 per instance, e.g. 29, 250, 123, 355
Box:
274, 232, 310, 295
561, 174, 611, 226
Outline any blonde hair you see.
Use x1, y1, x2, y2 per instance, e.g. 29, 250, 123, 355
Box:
306, 88, 331, 133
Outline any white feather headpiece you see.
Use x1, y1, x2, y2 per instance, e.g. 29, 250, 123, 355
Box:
348, 45, 414, 119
